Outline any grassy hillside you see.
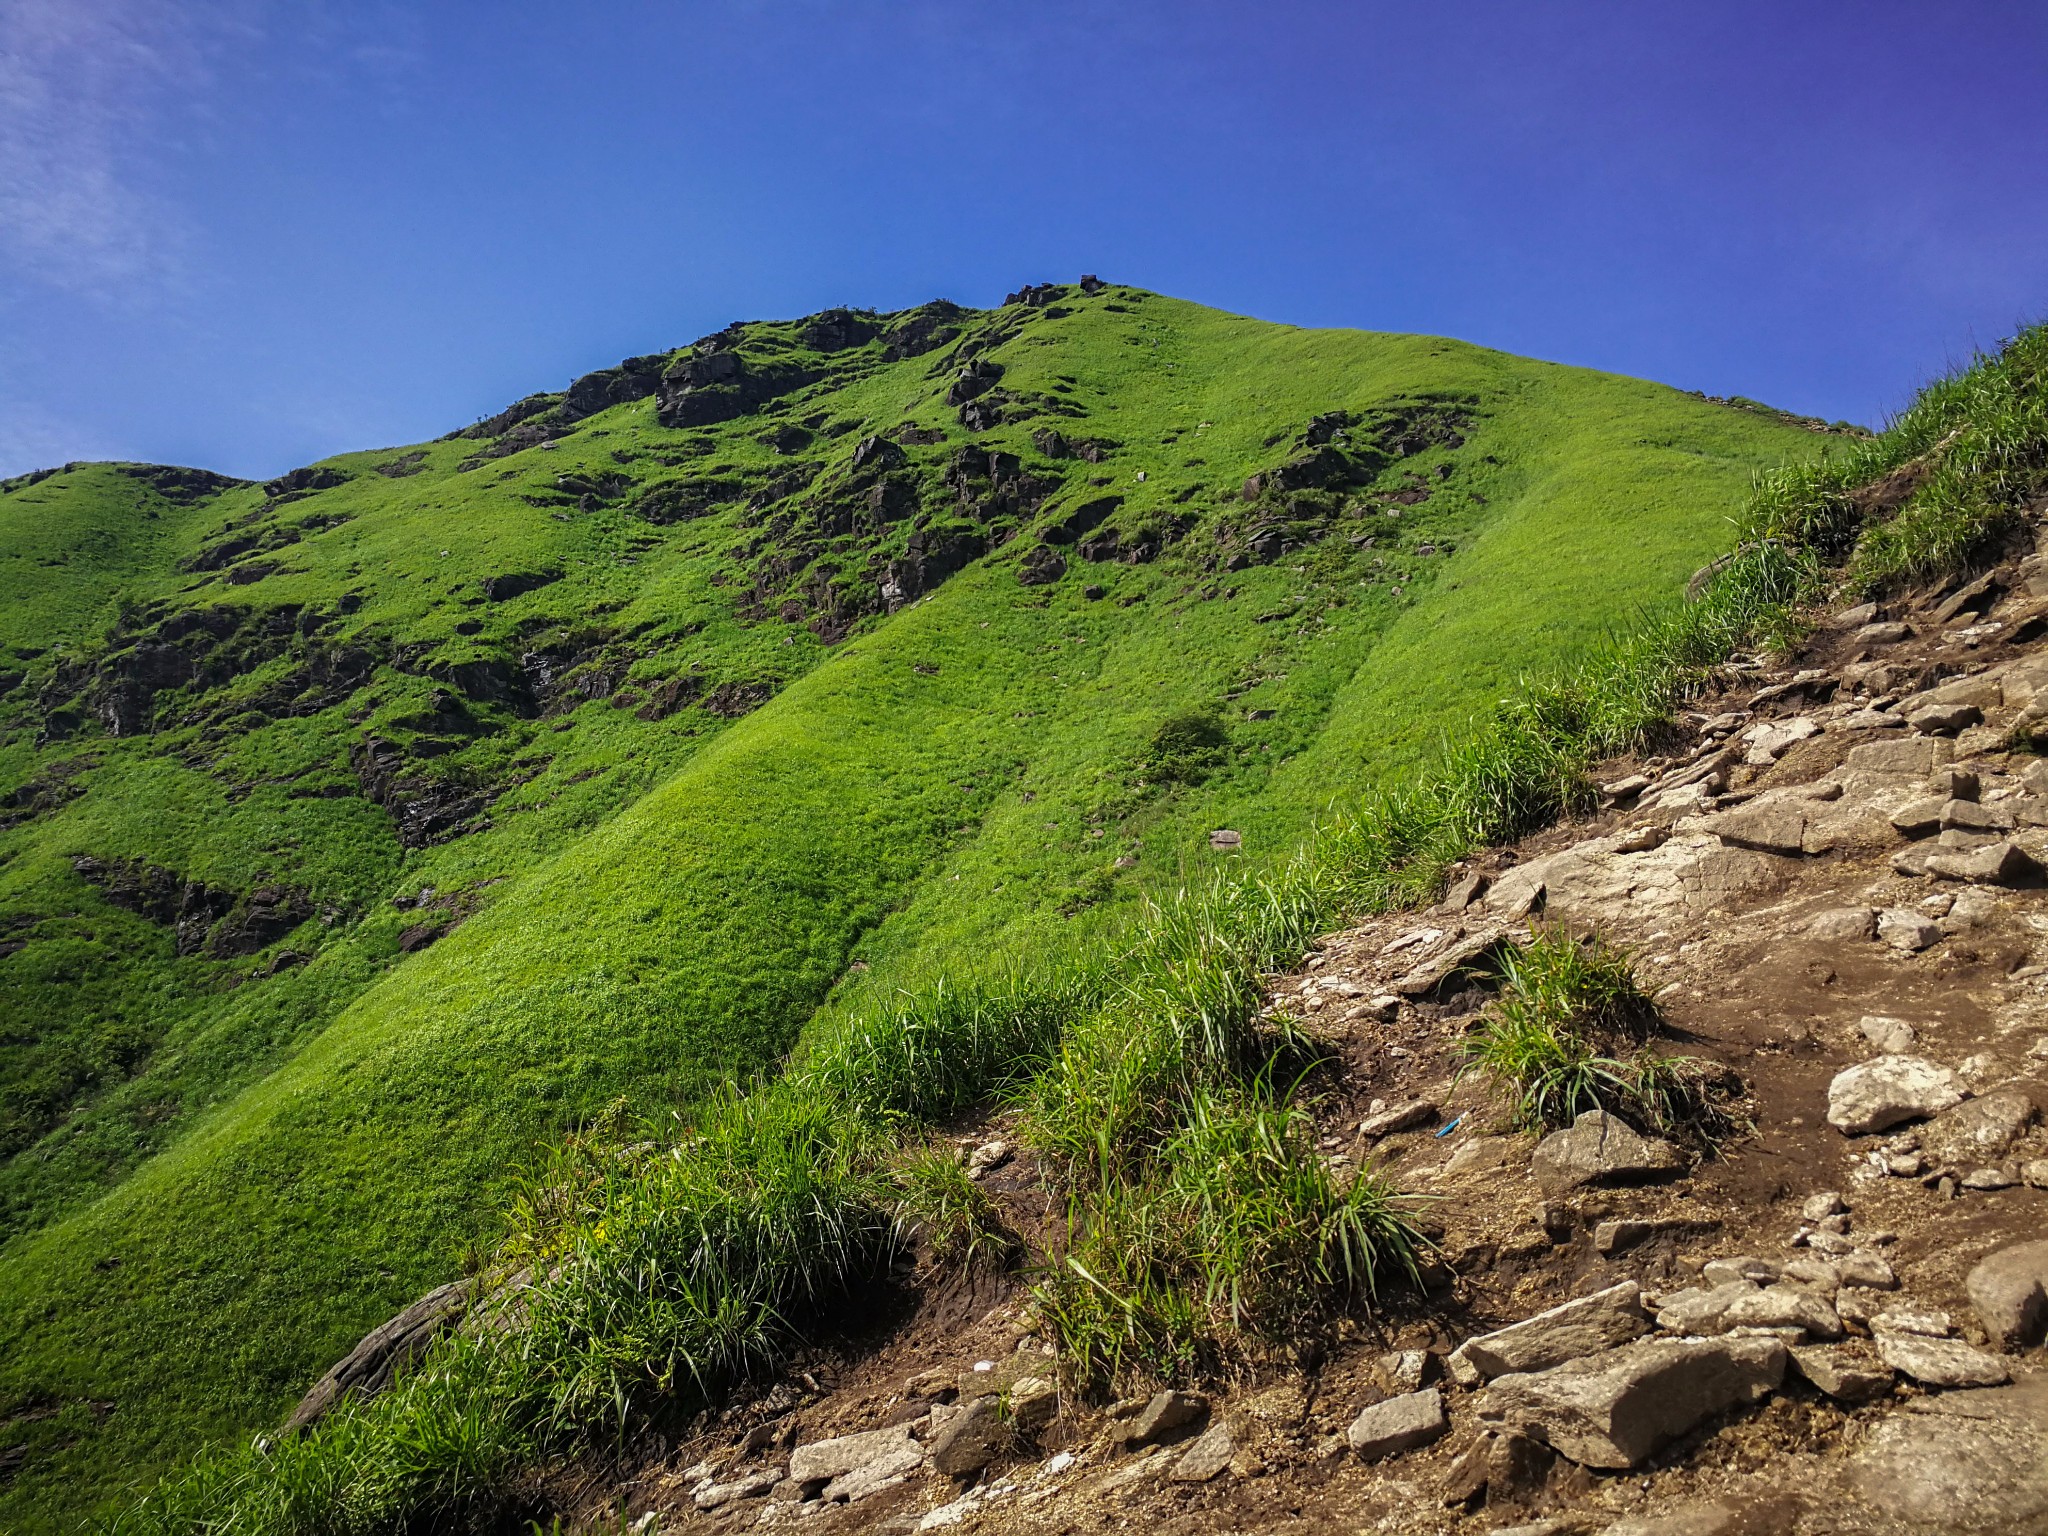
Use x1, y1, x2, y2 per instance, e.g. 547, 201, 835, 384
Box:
0, 285, 1829, 1529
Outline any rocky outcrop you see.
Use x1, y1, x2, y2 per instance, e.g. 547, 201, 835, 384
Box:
285, 1280, 469, 1432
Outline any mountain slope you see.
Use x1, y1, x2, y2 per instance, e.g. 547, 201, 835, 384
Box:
0, 284, 1828, 1528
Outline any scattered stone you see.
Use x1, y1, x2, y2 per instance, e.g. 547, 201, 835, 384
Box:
1441, 871, 1490, 910
1858, 1015, 1919, 1054
1856, 621, 1912, 645
1944, 799, 2014, 834
1910, 702, 1984, 735
1170, 1414, 1242, 1482
1874, 1330, 2011, 1388
1826, 1056, 1964, 1134
694, 1469, 780, 1510
1653, 1281, 1759, 1335
966, 1139, 1012, 1177
1531, 1111, 1687, 1194
1125, 1389, 1207, 1446
1837, 602, 1879, 627
1702, 1257, 1779, 1287
1448, 1282, 1650, 1385
1475, 1335, 1786, 1469
1347, 1387, 1447, 1459
1806, 906, 1877, 941
1801, 1191, 1847, 1221
1878, 907, 1944, 951
1834, 1251, 1898, 1289
1781, 1257, 1838, 1288
1875, 1306, 1953, 1337
1790, 1343, 1893, 1402
1743, 716, 1821, 764
1963, 1167, 2016, 1190
1849, 736, 1953, 776
1594, 1217, 1710, 1255
1439, 1435, 1491, 1506
1804, 1229, 1856, 1257
1378, 1349, 1434, 1394
1966, 1240, 2048, 1350
1889, 1152, 1928, 1177
1722, 1284, 1843, 1339
1925, 839, 2040, 884
1359, 1099, 1438, 1139
2023, 1158, 2048, 1188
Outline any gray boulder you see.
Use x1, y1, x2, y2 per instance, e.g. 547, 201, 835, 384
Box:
1125, 1389, 1207, 1446
1476, 1335, 1786, 1469
1925, 840, 2040, 885
1790, 1343, 1892, 1401
1924, 1091, 2038, 1167
1347, 1387, 1447, 1459
789, 1421, 921, 1487
1826, 1055, 1963, 1134
1966, 1240, 2048, 1351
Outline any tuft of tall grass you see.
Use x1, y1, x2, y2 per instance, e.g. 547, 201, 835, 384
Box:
1456, 930, 1738, 1145
1033, 1084, 1420, 1392
891, 1145, 1017, 1270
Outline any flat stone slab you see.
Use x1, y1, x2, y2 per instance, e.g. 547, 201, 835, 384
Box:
1476, 1335, 1785, 1469
1873, 1329, 2011, 1388
1449, 1281, 1649, 1384
1846, 1378, 2048, 1530
790, 1421, 921, 1485
1790, 1343, 1893, 1402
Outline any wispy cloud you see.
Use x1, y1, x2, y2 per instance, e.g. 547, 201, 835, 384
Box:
0, 0, 231, 299
0, 0, 423, 302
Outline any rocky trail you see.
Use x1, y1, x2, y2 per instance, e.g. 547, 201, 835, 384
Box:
335, 540, 2048, 1535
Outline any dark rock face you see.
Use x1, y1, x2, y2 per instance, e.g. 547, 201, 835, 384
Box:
881, 301, 967, 361
946, 360, 1004, 407
71, 855, 309, 957
1005, 282, 1064, 307
655, 349, 816, 429
479, 569, 562, 602
629, 477, 743, 524
635, 673, 704, 720
1042, 495, 1121, 546
799, 309, 881, 352
456, 392, 562, 442
285, 1281, 469, 1433
882, 527, 986, 610
849, 436, 905, 474
351, 737, 494, 847
702, 680, 776, 717
373, 451, 428, 478
958, 396, 1005, 432
1018, 545, 1067, 586
262, 465, 350, 499
1032, 428, 1072, 459
114, 464, 251, 504
558, 354, 665, 423
1078, 273, 1107, 294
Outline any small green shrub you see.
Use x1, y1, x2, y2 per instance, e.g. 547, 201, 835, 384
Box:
1146, 709, 1229, 783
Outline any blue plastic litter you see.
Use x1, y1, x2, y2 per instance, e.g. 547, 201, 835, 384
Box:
1434, 1114, 1463, 1138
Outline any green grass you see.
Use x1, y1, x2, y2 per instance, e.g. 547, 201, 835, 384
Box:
0, 287, 1825, 1531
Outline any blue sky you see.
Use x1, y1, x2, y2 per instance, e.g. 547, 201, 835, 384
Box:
3, 0, 2045, 480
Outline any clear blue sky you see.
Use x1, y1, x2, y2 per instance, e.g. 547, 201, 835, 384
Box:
3, 1, 2045, 480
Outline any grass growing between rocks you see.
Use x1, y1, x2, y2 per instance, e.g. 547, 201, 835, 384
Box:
100, 322, 2048, 1535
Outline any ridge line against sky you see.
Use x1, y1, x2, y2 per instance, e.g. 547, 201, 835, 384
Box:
1, 0, 2045, 481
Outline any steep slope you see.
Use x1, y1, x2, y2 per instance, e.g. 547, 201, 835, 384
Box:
0, 284, 1825, 1528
